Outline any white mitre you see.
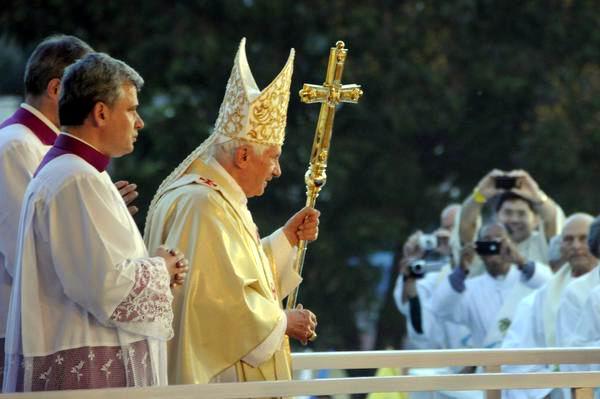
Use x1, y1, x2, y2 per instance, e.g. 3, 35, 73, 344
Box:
145, 38, 295, 231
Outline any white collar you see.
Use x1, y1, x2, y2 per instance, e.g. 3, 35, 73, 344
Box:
21, 103, 60, 134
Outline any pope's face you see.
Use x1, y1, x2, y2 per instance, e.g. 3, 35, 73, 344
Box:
102, 83, 144, 158
243, 144, 282, 198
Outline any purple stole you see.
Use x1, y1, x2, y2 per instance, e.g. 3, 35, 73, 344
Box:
0, 107, 57, 145
35, 134, 109, 176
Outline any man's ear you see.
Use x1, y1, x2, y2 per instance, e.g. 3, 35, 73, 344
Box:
234, 146, 250, 168
91, 102, 110, 127
46, 78, 61, 101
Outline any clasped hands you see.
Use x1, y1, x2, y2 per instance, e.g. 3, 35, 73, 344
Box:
156, 246, 189, 288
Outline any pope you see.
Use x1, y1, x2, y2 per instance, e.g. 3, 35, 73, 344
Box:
144, 38, 319, 385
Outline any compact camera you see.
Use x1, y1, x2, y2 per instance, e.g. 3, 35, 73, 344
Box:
494, 175, 518, 190
408, 257, 449, 277
475, 240, 502, 256
409, 233, 450, 278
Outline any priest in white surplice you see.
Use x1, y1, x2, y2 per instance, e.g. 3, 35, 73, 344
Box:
554, 216, 600, 374
3, 53, 187, 392
501, 213, 597, 399
0, 36, 93, 388
393, 229, 471, 350
0, 36, 143, 389
430, 223, 552, 348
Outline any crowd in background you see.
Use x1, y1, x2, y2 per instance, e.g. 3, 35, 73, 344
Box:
393, 169, 600, 399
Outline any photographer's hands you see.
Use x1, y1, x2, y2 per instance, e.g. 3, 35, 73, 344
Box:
506, 170, 547, 205
459, 244, 476, 273
474, 169, 506, 201
499, 236, 527, 267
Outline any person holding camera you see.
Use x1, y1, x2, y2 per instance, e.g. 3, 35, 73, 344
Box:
393, 228, 471, 350
430, 222, 552, 348
458, 169, 563, 266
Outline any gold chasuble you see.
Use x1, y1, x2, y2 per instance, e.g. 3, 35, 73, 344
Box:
144, 38, 298, 385
145, 158, 294, 384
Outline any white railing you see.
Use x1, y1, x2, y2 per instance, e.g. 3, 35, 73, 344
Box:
0, 348, 598, 398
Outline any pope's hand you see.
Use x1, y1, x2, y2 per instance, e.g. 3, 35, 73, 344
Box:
115, 180, 139, 216
283, 207, 321, 247
155, 246, 189, 288
285, 304, 317, 345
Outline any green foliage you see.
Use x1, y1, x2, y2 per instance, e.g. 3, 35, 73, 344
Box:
3, 0, 600, 351
0, 35, 26, 94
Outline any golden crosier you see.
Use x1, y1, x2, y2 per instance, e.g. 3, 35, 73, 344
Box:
287, 41, 364, 340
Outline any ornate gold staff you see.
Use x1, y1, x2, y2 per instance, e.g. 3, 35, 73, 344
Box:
286, 41, 363, 321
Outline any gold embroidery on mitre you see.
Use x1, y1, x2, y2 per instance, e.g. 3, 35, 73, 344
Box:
213, 38, 294, 146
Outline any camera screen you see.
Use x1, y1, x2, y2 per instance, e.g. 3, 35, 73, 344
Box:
475, 240, 501, 256
494, 176, 517, 190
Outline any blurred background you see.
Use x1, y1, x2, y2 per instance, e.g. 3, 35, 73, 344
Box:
2, 0, 600, 354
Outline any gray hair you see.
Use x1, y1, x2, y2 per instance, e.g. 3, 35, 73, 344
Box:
588, 216, 600, 258
59, 52, 144, 126
24, 34, 93, 97
210, 137, 269, 159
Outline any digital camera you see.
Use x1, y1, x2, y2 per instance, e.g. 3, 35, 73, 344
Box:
475, 240, 502, 256
409, 233, 450, 278
409, 257, 449, 277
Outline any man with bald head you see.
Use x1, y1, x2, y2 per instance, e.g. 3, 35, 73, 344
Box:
555, 216, 600, 351
430, 222, 552, 348
501, 213, 597, 399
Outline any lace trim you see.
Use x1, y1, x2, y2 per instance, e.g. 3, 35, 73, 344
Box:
110, 257, 174, 339
4, 341, 151, 391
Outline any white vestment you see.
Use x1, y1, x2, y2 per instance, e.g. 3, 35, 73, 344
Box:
556, 266, 600, 347
0, 104, 56, 338
430, 264, 551, 348
3, 140, 174, 392
393, 266, 472, 350
501, 264, 575, 399
555, 265, 600, 372
569, 285, 600, 371
144, 157, 299, 384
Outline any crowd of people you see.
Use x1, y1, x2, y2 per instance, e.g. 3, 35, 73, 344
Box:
393, 170, 600, 399
0, 35, 318, 392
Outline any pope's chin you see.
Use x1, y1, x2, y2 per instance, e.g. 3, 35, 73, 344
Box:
248, 184, 267, 198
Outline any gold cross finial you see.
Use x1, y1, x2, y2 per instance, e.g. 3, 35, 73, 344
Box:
299, 41, 363, 106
